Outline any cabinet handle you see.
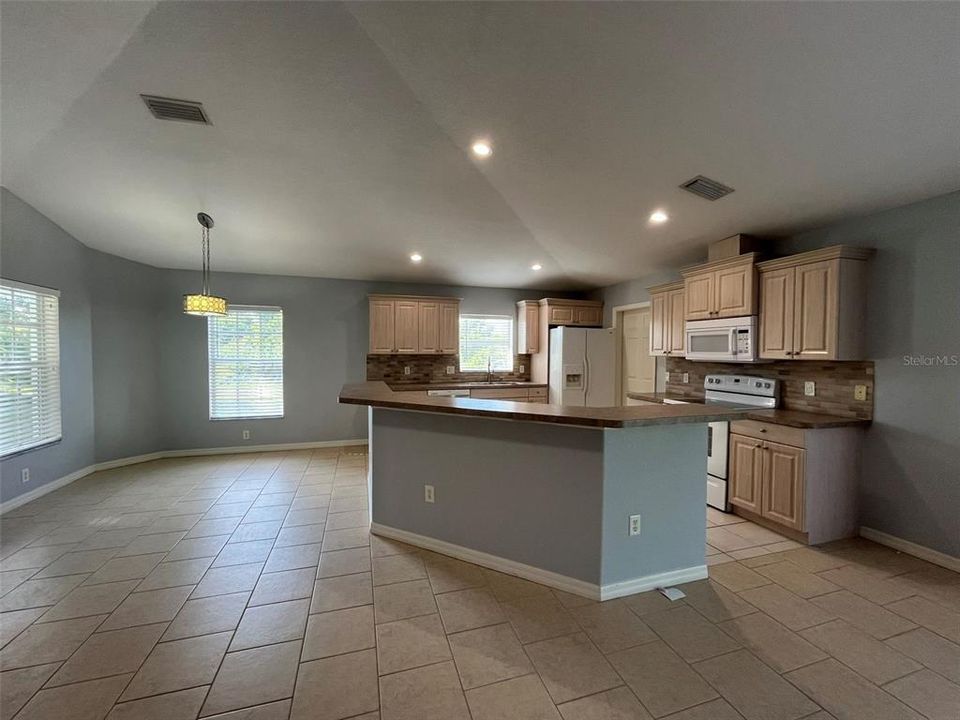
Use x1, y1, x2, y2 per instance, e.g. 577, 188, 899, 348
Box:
755, 442, 762, 448
759, 428, 767, 433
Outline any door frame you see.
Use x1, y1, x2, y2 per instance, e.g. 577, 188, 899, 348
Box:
611, 301, 651, 406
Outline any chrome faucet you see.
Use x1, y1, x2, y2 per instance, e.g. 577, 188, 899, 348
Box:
486, 356, 493, 383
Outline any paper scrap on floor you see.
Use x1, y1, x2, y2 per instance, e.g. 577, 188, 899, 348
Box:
658, 587, 686, 601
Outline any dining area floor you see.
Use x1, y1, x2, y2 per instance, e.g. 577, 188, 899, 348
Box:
1, 447, 958, 720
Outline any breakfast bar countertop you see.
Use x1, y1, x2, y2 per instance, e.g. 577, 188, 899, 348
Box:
340, 381, 746, 428
624, 391, 870, 429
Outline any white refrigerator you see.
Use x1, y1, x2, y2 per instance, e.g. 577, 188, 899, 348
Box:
548, 327, 616, 407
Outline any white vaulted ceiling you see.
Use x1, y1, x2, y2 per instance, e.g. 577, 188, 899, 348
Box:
2, 1, 958, 289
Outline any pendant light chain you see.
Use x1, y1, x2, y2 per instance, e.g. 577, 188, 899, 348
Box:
202, 224, 211, 297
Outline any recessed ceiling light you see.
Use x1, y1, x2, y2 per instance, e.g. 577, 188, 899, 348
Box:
531, 263, 542, 271
649, 210, 669, 224
471, 140, 493, 158
410, 253, 423, 263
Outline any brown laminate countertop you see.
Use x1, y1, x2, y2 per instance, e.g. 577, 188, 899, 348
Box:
624, 391, 869, 429
386, 381, 547, 391
341, 382, 746, 429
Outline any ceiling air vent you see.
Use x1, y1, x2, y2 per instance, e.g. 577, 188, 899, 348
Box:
140, 95, 211, 125
680, 175, 734, 201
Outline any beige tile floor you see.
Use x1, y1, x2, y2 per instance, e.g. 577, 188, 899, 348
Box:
1, 448, 958, 720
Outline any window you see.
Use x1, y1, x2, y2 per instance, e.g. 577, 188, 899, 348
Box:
0, 280, 62, 457
208, 305, 284, 420
459, 314, 514, 372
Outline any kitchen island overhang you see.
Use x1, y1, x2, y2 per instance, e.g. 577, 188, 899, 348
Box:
341, 382, 745, 601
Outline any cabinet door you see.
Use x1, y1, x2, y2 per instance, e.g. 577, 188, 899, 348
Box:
649, 292, 667, 355
395, 301, 420, 354
549, 305, 575, 325
759, 268, 795, 359
519, 303, 539, 354
715, 263, 755, 318
576, 306, 602, 327
667, 289, 686, 355
793, 260, 838, 360
418, 301, 439, 353
684, 273, 715, 320
729, 433, 763, 514
439, 302, 460, 354
369, 299, 396, 353
761, 441, 805, 531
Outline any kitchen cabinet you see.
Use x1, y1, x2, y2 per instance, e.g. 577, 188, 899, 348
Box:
681, 253, 758, 321
647, 281, 685, 357
757, 245, 873, 360
516, 301, 540, 354
368, 295, 461, 354
728, 419, 862, 543
439, 302, 459, 354
395, 300, 420, 354
539, 299, 603, 328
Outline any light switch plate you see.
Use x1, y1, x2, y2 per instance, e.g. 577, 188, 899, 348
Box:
424, 485, 435, 504
804, 381, 816, 397
20, 468, 29, 484
519, 364, 525, 374
854, 384, 868, 401
404, 366, 412, 376
242, 430, 250, 440
665, 372, 671, 383
682, 373, 689, 384
446, 366, 455, 375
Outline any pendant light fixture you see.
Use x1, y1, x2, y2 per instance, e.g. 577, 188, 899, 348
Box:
183, 212, 228, 316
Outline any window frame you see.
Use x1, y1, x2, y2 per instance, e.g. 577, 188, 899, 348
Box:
207, 304, 285, 421
458, 313, 515, 373
0, 278, 62, 459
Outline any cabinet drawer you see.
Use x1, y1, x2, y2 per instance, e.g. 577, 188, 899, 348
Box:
528, 387, 547, 399
471, 388, 527, 400
730, 420, 805, 448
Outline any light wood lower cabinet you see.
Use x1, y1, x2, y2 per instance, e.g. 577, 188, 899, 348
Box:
728, 420, 861, 543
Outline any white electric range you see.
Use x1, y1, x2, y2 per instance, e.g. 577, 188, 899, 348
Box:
665, 374, 779, 511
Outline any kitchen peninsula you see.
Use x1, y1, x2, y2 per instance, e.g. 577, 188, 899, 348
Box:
340, 382, 745, 600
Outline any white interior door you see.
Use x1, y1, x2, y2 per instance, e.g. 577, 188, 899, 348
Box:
621, 307, 655, 405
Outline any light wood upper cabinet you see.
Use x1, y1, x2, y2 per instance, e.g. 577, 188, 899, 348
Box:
369, 299, 396, 354
368, 295, 461, 354
548, 305, 575, 325
395, 301, 420, 354
418, 302, 439, 353
757, 246, 873, 361
576, 306, 603, 326
516, 301, 540, 354
539, 299, 603, 328
681, 254, 758, 321
647, 282, 685, 357
439, 302, 459, 354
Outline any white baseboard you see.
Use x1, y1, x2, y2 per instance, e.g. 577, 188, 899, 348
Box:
859, 526, 960, 573
599, 565, 709, 601
371, 522, 706, 602
0, 439, 367, 516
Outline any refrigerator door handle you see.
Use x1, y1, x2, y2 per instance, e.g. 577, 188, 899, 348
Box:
584, 355, 590, 402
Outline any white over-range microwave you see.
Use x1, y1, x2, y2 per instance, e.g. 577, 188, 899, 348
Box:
685, 316, 761, 363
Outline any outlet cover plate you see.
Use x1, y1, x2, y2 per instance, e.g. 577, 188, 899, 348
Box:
629, 514, 641, 536
424, 485, 435, 503
804, 381, 816, 397
854, 384, 868, 401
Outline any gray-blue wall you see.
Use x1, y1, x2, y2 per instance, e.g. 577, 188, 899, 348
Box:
593, 192, 960, 557
0, 188, 572, 503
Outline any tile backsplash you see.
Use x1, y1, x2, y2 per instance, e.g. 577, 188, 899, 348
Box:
665, 357, 875, 420
367, 354, 532, 385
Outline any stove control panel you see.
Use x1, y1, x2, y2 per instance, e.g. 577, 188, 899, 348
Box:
704, 374, 778, 398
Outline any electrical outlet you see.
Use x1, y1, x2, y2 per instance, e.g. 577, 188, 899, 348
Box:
446, 366, 455, 375
665, 372, 671, 383
424, 485, 435, 504
20, 468, 29, 484
242, 430, 251, 440
629, 514, 641, 536
404, 366, 412, 376
854, 384, 868, 401
804, 381, 816, 397
519, 364, 525, 374
682, 372, 689, 384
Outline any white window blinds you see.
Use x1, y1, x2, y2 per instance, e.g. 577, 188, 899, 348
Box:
459, 315, 514, 372
208, 305, 284, 420
0, 280, 62, 457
